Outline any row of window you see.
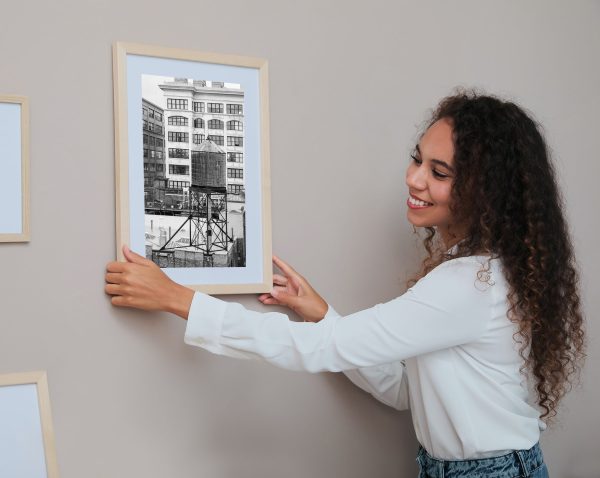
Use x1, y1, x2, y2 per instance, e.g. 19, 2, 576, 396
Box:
167, 99, 243, 115
169, 165, 189, 175
144, 177, 243, 195
227, 152, 243, 163
143, 107, 163, 122
228, 184, 244, 194
167, 117, 243, 131
143, 121, 163, 135
168, 132, 189, 143
143, 135, 164, 147
169, 180, 190, 190
143, 163, 165, 172
167, 136, 244, 149
143, 149, 164, 159
147, 148, 244, 161
227, 168, 243, 179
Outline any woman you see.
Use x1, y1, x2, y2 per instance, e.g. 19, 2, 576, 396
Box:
105, 90, 585, 477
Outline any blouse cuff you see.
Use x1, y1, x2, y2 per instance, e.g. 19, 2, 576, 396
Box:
324, 303, 342, 320
184, 291, 226, 347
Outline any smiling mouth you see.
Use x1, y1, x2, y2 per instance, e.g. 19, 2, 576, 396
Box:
407, 195, 434, 208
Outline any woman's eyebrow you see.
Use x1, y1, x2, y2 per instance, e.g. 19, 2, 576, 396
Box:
415, 144, 455, 173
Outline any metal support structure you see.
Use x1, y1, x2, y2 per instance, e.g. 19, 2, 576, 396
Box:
151, 186, 233, 266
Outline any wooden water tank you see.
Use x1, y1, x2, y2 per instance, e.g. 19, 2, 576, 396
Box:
191, 139, 226, 189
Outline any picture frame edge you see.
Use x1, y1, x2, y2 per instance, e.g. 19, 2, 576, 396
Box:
0, 95, 30, 243
113, 42, 273, 294
0, 370, 60, 478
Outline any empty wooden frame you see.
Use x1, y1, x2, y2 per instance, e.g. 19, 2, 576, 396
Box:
0, 371, 59, 478
0, 95, 30, 242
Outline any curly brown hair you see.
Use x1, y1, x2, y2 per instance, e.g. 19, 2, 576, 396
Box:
408, 89, 586, 422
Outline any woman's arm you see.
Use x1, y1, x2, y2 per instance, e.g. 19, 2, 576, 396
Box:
324, 305, 409, 411
106, 247, 493, 374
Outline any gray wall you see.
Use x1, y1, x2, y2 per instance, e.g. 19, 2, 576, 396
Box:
0, 1, 598, 477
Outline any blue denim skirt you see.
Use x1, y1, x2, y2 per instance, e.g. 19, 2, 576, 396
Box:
416, 442, 549, 478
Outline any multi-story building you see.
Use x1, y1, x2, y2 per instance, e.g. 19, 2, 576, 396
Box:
159, 79, 245, 203
142, 99, 166, 205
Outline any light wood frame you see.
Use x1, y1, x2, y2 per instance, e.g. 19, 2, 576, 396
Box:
113, 42, 272, 294
0, 371, 59, 478
0, 95, 30, 242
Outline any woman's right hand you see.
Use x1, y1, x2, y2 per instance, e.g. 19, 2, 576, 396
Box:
258, 256, 328, 323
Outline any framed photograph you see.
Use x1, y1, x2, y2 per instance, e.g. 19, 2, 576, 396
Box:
0, 95, 30, 242
113, 42, 272, 295
0, 371, 59, 478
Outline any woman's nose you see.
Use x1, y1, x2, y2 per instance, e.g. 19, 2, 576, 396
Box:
406, 166, 427, 190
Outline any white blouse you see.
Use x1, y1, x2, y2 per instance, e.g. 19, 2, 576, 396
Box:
184, 255, 545, 460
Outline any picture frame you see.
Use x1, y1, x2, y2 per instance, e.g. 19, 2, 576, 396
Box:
0, 371, 59, 478
0, 95, 30, 242
113, 42, 272, 295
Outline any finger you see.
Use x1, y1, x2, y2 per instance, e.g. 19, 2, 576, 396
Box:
105, 283, 123, 296
273, 255, 302, 279
106, 261, 128, 273
260, 297, 282, 306
273, 274, 288, 286
271, 288, 301, 309
111, 295, 132, 308
123, 245, 150, 266
105, 272, 123, 284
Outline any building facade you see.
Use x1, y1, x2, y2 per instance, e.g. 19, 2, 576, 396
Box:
159, 79, 245, 204
142, 99, 166, 206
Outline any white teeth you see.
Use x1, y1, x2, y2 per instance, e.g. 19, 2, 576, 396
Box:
409, 196, 432, 207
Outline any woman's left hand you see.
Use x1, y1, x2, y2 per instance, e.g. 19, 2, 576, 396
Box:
105, 245, 194, 319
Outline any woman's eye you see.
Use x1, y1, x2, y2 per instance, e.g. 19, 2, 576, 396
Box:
433, 170, 449, 179
411, 155, 421, 165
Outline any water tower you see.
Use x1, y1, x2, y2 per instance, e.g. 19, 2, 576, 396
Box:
151, 139, 233, 267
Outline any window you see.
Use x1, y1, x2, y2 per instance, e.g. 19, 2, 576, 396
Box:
168, 131, 189, 143
143, 120, 149, 131
208, 102, 223, 113
143, 134, 148, 144
227, 152, 243, 163
208, 119, 224, 130
193, 102, 205, 113
227, 168, 243, 179
227, 136, 243, 147
228, 184, 244, 194
156, 138, 164, 147
168, 116, 188, 126
150, 150, 156, 159
144, 163, 149, 172
156, 151, 163, 159
156, 164, 164, 172
143, 148, 148, 158
193, 134, 205, 144
227, 104, 243, 115
194, 118, 204, 128
167, 98, 188, 110
148, 109, 155, 119
143, 107, 148, 118
169, 165, 190, 175
149, 123, 163, 134
227, 120, 243, 131
168, 180, 190, 190
168, 148, 189, 159
208, 135, 224, 146
155, 112, 163, 121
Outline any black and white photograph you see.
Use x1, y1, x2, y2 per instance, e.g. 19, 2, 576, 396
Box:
113, 43, 272, 294
142, 75, 246, 269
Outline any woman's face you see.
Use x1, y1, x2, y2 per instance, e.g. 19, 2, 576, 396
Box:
405, 118, 459, 245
